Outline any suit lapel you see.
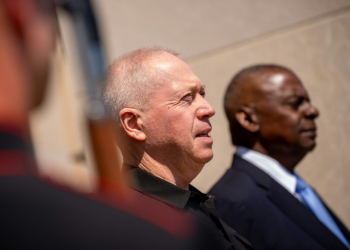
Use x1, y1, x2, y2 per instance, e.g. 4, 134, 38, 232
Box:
233, 155, 349, 250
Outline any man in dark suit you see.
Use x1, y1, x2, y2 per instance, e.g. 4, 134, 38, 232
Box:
0, 1, 218, 249
103, 47, 253, 250
210, 64, 350, 250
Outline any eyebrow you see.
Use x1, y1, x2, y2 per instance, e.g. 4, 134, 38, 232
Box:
285, 94, 310, 101
185, 82, 205, 92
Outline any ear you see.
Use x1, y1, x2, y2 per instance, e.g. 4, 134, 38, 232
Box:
119, 108, 146, 141
235, 106, 259, 133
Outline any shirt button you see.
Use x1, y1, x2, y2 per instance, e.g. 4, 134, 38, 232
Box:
190, 193, 195, 198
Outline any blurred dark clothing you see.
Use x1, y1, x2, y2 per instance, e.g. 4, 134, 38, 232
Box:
0, 129, 214, 249
124, 165, 253, 250
210, 154, 350, 250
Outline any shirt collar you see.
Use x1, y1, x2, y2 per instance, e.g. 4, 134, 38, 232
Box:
236, 146, 297, 195
124, 165, 207, 209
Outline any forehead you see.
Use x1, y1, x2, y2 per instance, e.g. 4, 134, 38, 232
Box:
151, 53, 203, 91
256, 70, 308, 99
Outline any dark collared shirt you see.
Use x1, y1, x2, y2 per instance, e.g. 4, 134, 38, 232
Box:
125, 166, 253, 250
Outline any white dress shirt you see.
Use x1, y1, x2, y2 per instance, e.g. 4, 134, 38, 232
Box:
236, 146, 302, 201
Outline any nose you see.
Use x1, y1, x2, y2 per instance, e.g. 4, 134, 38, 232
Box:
197, 96, 215, 119
305, 103, 319, 119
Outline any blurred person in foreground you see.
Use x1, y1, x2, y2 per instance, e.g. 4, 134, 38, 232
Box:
210, 64, 350, 250
0, 0, 218, 249
103, 47, 253, 250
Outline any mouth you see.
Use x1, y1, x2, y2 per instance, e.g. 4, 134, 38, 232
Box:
301, 128, 317, 137
195, 132, 211, 138
195, 127, 212, 138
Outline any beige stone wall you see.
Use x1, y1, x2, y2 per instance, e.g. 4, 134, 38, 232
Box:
188, 9, 350, 228
30, 1, 350, 227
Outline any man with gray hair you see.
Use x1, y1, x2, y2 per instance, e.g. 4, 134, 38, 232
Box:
103, 47, 253, 250
0, 1, 218, 249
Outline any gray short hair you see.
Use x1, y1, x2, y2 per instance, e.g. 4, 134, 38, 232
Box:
102, 47, 179, 121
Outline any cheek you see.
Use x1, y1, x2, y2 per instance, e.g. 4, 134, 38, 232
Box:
145, 113, 182, 141
277, 118, 302, 143
144, 105, 195, 142
260, 115, 297, 137
167, 115, 193, 140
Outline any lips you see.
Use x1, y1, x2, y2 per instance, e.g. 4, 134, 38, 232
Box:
196, 132, 211, 137
301, 127, 317, 137
195, 127, 212, 138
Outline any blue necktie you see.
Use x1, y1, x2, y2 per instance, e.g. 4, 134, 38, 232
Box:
295, 175, 350, 249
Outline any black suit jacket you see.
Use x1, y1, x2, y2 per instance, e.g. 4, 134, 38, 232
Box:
209, 154, 350, 250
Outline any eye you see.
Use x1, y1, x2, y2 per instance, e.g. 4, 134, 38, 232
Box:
199, 91, 205, 98
286, 97, 303, 109
182, 93, 194, 103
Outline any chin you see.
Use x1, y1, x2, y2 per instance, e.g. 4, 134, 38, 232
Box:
196, 152, 214, 164
307, 143, 317, 152
300, 141, 317, 153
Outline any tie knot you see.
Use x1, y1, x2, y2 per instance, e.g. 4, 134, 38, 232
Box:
296, 177, 308, 193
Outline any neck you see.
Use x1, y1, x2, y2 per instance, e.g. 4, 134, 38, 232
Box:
251, 144, 305, 173
134, 153, 202, 189
123, 141, 205, 189
268, 154, 302, 173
